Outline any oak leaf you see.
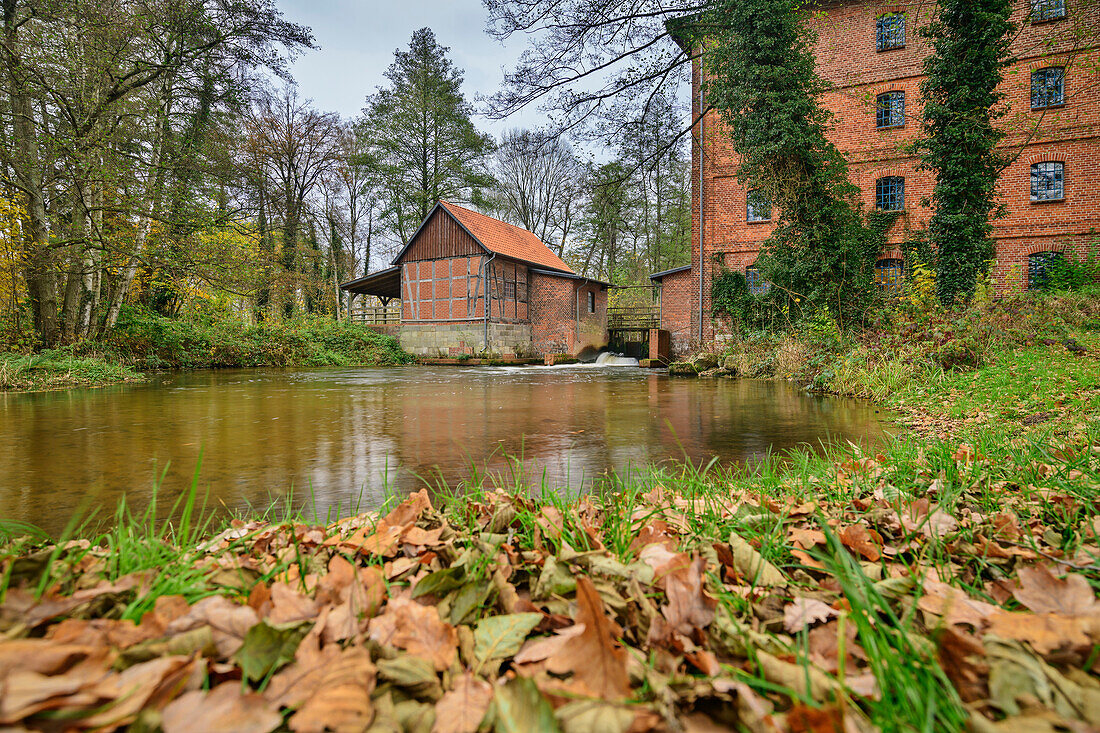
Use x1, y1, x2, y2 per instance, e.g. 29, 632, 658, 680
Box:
783, 598, 838, 634
662, 555, 717, 634
1013, 566, 1099, 616
838, 525, 882, 562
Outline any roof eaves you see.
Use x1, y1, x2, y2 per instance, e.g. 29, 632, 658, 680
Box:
339, 265, 400, 290
530, 268, 615, 288
649, 265, 692, 280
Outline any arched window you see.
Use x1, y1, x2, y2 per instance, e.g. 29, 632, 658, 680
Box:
1032, 67, 1065, 109
1030, 161, 1065, 202
876, 12, 905, 51
875, 259, 905, 295
875, 177, 905, 211
747, 189, 771, 222
746, 265, 769, 295
876, 91, 905, 128
1031, 0, 1066, 21
1028, 251, 1063, 290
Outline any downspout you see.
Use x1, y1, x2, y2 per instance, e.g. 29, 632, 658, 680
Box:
698, 47, 706, 345
483, 253, 497, 352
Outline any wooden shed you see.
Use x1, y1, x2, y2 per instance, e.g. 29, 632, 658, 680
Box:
342, 202, 610, 358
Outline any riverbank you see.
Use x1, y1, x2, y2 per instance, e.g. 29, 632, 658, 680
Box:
1, 295, 1098, 731
0, 307, 413, 391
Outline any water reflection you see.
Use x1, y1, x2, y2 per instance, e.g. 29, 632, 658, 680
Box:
0, 366, 887, 535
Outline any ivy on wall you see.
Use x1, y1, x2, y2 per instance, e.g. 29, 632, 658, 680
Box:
702, 0, 878, 328
918, 0, 1014, 306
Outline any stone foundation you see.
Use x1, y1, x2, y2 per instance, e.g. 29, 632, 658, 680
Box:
397, 321, 535, 358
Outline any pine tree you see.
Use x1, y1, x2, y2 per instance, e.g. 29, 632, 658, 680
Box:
362, 28, 495, 246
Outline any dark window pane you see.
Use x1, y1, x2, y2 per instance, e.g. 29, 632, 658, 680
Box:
876, 91, 905, 128
587, 291, 595, 313
1030, 161, 1064, 201
876, 13, 905, 51
747, 189, 771, 222
1031, 67, 1065, 108
875, 258, 905, 295
746, 266, 769, 295
1031, 0, 1066, 21
1028, 251, 1063, 290
876, 177, 905, 211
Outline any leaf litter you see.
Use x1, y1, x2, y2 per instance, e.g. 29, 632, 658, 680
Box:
0, 435, 1098, 732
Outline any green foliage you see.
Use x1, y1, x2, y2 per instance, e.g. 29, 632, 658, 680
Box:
1040, 251, 1100, 293
918, 0, 1015, 306
704, 0, 878, 325
0, 349, 141, 391
711, 267, 786, 331
99, 306, 413, 370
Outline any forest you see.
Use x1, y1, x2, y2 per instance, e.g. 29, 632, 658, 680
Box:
0, 3, 692, 351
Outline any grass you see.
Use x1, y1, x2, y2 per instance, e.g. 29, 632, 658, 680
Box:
0, 349, 143, 391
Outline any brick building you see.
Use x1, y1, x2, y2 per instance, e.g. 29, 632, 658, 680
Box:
658, 0, 1100, 353
342, 201, 610, 358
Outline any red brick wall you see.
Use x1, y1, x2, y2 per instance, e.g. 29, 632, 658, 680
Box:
656, 269, 696, 357
529, 274, 609, 356
400, 255, 487, 323
682, 0, 1100, 342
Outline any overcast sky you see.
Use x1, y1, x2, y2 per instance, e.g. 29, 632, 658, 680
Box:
276, 0, 543, 135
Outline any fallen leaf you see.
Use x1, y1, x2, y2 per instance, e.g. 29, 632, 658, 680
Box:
488, 677, 560, 733
162, 681, 281, 733
474, 613, 542, 665
728, 532, 786, 586
432, 673, 493, 733
783, 598, 838, 634
662, 555, 717, 634
546, 576, 630, 699
1013, 566, 1099, 615
838, 525, 882, 562
369, 598, 458, 671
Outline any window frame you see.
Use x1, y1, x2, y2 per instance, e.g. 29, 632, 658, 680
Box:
1030, 0, 1067, 22
745, 265, 769, 296
1030, 160, 1065, 203
1031, 66, 1065, 110
1028, 251, 1063, 290
874, 258, 905, 296
876, 12, 906, 52
875, 176, 906, 211
746, 188, 772, 223
587, 290, 595, 314
876, 91, 906, 129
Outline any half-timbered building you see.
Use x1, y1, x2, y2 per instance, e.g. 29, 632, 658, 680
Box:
341, 201, 610, 358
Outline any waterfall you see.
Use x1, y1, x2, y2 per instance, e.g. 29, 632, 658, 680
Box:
593, 352, 640, 367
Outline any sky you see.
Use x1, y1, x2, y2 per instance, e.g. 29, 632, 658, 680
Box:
276, 0, 544, 135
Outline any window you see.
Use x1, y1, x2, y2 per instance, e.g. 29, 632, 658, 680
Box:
1031, 67, 1065, 109
746, 265, 769, 295
875, 177, 905, 211
876, 13, 905, 51
1028, 251, 1063, 290
1031, 0, 1066, 21
1031, 161, 1065, 202
875, 259, 905, 295
876, 91, 905, 128
587, 291, 595, 314
747, 189, 771, 222
503, 279, 516, 299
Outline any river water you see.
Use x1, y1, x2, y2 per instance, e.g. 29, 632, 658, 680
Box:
0, 366, 887, 535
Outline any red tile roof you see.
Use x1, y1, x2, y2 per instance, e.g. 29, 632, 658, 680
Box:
440, 201, 575, 274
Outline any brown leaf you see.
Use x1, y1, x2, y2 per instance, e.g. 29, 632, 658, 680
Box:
163, 595, 259, 658
431, 673, 492, 733
546, 576, 630, 699
937, 627, 988, 703
838, 525, 882, 562
662, 555, 717, 634
783, 598, 838, 634
80, 655, 203, 728
788, 527, 825, 550
338, 490, 433, 556
1013, 566, 1099, 616
368, 598, 458, 671
286, 647, 375, 733
267, 582, 320, 625
162, 681, 281, 733
986, 610, 1100, 655
917, 579, 998, 628
513, 625, 585, 665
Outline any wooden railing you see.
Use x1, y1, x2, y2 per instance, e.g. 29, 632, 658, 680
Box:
351, 305, 401, 325
607, 306, 659, 331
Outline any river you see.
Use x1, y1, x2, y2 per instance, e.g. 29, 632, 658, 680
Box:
0, 365, 887, 535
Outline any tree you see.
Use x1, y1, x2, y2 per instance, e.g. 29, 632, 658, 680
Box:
918, 0, 1014, 306
488, 130, 581, 254
704, 0, 876, 324
362, 28, 494, 248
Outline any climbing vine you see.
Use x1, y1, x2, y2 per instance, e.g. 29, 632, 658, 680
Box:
918, 0, 1014, 306
703, 0, 878, 327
